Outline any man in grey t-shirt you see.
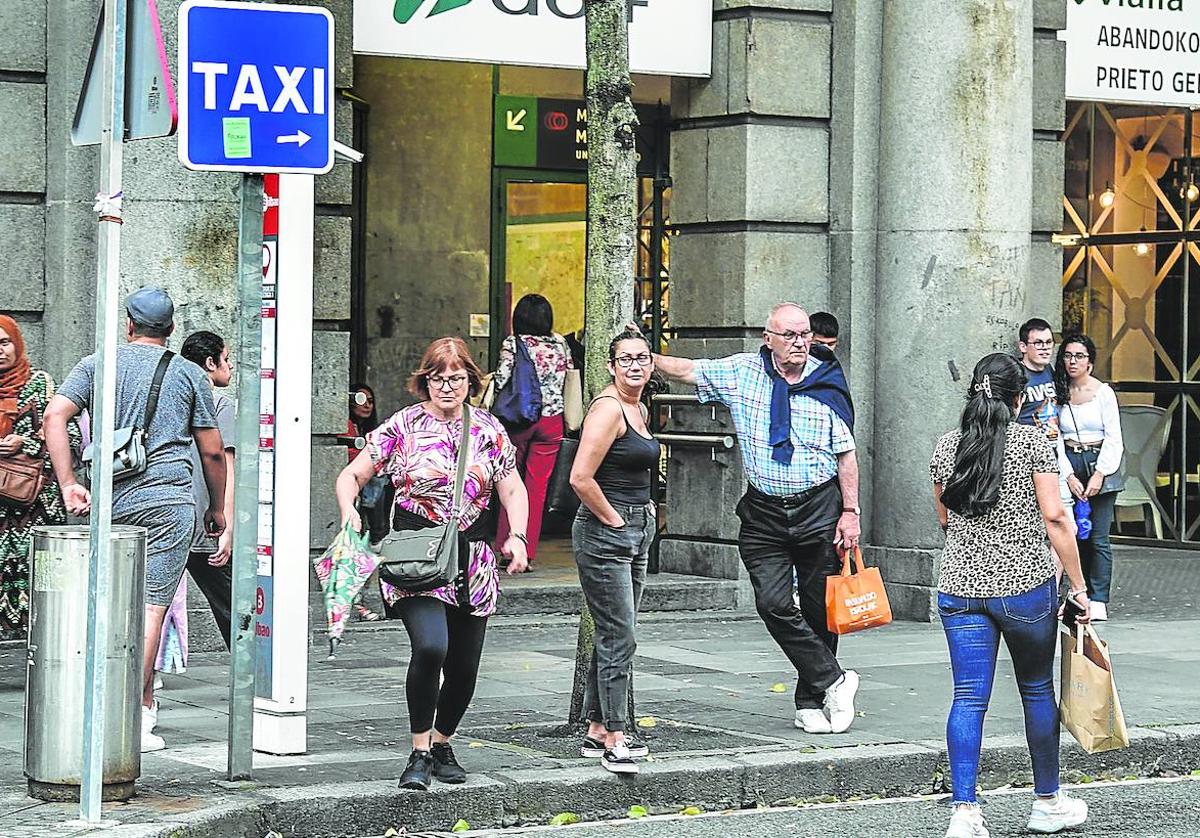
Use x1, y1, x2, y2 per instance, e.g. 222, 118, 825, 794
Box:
44, 287, 227, 754
182, 330, 236, 650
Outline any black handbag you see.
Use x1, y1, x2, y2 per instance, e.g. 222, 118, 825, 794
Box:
377, 404, 472, 592
545, 436, 581, 516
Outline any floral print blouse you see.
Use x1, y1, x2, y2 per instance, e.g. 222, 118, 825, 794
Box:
495, 334, 573, 417
367, 404, 516, 616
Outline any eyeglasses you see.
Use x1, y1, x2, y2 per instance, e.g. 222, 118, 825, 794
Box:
1062, 352, 1090, 363
428, 374, 468, 390
765, 329, 813, 344
614, 354, 652, 368
1026, 340, 1055, 349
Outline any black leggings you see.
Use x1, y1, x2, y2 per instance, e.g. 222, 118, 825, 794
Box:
396, 596, 489, 736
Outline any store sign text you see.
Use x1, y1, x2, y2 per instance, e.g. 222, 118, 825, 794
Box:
1063, 0, 1200, 106
353, 0, 712, 78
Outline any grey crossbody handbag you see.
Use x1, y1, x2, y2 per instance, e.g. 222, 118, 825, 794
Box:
376, 404, 472, 593
81, 350, 173, 484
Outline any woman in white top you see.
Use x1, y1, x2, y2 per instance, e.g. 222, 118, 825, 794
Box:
1054, 333, 1124, 621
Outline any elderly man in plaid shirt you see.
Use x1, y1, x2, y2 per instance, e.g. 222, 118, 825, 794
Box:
654, 302, 862, 734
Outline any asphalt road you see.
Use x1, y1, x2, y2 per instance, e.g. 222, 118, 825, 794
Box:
464, 777, 1200, 838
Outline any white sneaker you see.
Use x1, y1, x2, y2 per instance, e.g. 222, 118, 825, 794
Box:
140, 708, 165, 753
794, 708, 832, 734
1090, 602, 1108, 621
945, 805, 990, 838
145, 699, 159, 731
823, 670, 860, 733
1028, 790, 1088, 833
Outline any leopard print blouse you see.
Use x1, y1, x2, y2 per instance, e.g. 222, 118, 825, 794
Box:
929, 423, 1059, 598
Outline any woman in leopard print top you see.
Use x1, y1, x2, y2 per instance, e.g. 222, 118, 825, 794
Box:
929, 353, 1093, 838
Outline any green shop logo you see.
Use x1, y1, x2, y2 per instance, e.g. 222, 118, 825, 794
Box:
393, 0, 472, 24
395, 0, 650, 24
1072, 0, 1183, 9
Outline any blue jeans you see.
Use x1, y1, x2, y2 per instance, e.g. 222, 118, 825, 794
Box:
939, 578, 1060, 804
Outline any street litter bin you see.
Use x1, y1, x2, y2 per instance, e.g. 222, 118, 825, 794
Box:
24, 525, 146, 802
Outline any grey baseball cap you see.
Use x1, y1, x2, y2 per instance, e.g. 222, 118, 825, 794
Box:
126, 286, 174, 329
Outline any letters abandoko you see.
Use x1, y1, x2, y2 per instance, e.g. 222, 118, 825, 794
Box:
1018, 367, 1060, 442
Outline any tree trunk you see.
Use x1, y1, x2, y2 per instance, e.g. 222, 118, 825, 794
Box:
567, 0, 640, 728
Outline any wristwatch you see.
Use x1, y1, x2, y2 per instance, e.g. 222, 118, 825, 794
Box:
842, 506, 861, 515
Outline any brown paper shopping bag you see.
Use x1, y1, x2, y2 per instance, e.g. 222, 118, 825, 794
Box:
1059, 623, 1130, 754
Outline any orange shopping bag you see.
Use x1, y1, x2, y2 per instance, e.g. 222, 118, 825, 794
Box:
825, 546, 893, 634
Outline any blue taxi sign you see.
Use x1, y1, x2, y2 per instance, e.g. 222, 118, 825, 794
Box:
178, 0, 334, 174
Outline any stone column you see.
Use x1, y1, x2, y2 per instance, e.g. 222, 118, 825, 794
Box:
872, 0, 1035, 618
664, 1, 834, 605
0, 0, 48, 362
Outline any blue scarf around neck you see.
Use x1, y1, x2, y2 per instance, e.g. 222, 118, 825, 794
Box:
760, 344, 855, 464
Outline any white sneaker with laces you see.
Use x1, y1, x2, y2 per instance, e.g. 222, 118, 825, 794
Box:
823, 670, 860, 733
794, 708, 832, 734
140, 708, 165, 753
945, 805, 989, 838
1028, 790, 1088, 833
1089, 601, 1108, 621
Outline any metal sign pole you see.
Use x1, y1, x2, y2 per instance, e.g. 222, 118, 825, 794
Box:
80, 0, 127, 823
228, 173, 263, 780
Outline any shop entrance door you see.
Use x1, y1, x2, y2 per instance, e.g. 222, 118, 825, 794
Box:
492, 170, 588, 363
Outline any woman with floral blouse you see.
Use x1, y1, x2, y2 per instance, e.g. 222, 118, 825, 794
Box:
335, 337, 529, 792
494, 294, 574, 566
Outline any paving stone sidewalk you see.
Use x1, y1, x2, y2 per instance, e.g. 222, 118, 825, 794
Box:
0, 612, 1196, 836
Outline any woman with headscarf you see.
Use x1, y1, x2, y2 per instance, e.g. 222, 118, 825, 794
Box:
0, 316, 75, 640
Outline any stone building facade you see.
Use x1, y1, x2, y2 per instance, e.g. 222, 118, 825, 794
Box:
0, 0, 1068, 614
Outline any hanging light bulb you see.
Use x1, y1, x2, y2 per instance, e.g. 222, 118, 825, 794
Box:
1134, 242, 1150, 257
1098, 183, 1116, 209
1187, 181, 1199, 203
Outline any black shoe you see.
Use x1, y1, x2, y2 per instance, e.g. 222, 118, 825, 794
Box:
581, 736, 648, 758
398, 749, 433, 790
430, 741, 467, 784
601, 742, 639, 774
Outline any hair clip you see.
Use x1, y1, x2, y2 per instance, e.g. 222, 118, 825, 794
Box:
974, 374, 993, 399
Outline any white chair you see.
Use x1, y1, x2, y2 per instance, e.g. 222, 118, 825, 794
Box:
1114, 405, 1170, 538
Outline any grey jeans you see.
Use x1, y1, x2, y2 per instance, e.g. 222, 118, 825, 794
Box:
573, 502, 655, 732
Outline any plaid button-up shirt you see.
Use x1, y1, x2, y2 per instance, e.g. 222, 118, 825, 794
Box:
694, 353, 855, 496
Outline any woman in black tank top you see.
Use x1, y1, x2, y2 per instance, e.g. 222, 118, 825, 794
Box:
567, 329, 661, 775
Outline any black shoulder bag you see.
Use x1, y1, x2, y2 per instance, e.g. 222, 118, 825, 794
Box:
377, 404, 472, 592
82, 350, 174, 483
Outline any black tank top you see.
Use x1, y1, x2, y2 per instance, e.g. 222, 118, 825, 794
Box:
592, 396, 661, 506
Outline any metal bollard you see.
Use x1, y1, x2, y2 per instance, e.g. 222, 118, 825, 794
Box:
24, 525, 146, 802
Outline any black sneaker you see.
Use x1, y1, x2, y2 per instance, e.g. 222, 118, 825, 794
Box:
397, 749, 433, 790
601, 741, 638, 774
582, 736, 648, 758
430, 741, 467, 784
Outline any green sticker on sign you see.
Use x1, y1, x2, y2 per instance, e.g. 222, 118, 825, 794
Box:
222, 117, 252, 159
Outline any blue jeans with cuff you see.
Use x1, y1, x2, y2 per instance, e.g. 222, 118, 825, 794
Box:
939, 577, 1060, 804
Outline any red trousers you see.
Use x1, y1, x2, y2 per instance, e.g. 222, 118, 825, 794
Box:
498, 413, 564, 562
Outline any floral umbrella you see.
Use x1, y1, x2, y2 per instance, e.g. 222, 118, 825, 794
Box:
312, 523, 378, 658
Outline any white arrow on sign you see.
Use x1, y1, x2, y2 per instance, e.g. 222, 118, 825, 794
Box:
276, 130, 311, 147
506, 109, 526, 132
